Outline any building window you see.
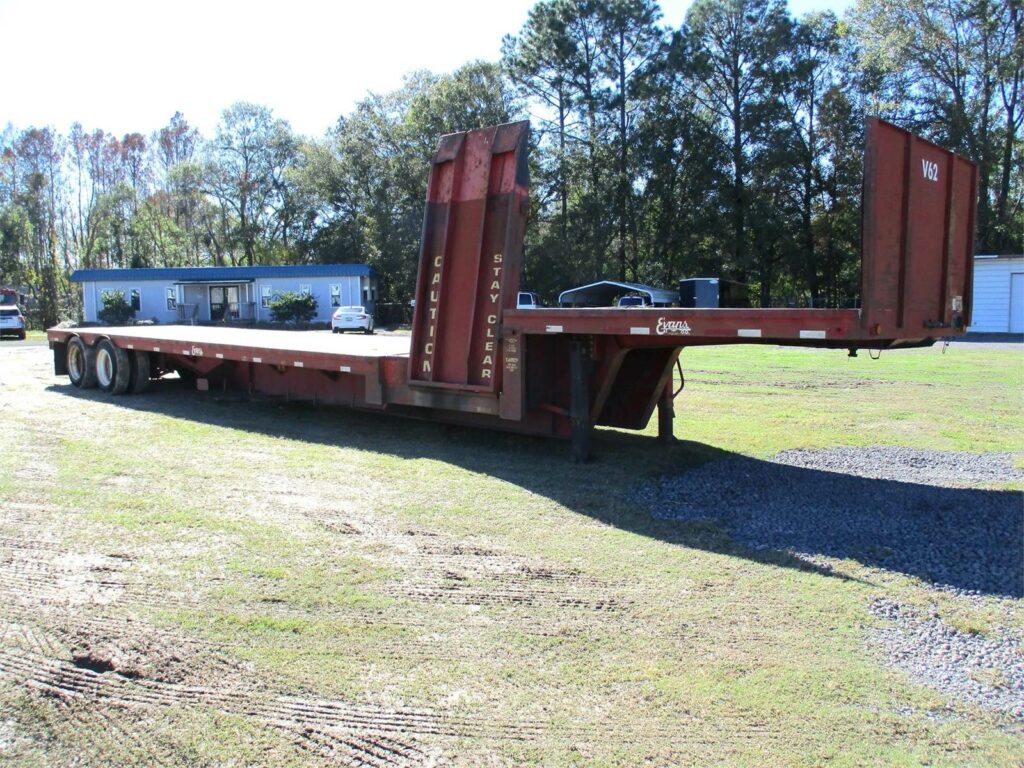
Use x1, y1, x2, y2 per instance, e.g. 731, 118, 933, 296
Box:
130, 288, 141, 312
101, 289, 126, 312
166, 287, 177, 311
299, 283, 312, 297
261, 285, 273, 308
330, 284, 341, 307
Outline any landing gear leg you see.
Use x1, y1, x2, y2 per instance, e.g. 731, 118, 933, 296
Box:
658, 380, 675, 443
569, 338, 592, 463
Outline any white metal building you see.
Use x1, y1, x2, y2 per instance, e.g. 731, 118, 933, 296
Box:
72, 265, 377, 325
968, 255, 1024, 333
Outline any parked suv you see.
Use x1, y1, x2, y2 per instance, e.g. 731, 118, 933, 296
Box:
0, 306, 26, 340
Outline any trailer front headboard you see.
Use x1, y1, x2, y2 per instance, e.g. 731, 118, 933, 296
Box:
861, 117, 977, 338
408, 121, 530, 393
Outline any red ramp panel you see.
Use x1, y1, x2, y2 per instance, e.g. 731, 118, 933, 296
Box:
861, 117, 977, 340
408, 121, 529, 393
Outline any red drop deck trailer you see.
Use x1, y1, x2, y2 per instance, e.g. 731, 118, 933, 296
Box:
48, 118, 977, 461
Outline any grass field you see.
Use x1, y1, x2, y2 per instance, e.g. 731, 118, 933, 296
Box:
0, 340, 1021, 766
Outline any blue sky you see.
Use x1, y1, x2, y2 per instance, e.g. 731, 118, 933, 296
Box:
0, 0, 855, 139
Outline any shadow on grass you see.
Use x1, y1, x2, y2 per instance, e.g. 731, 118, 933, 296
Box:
50, 378, 1022, 597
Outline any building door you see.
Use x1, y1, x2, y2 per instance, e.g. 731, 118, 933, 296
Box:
1010, 273, 1024, 333
210, 286, 240, 321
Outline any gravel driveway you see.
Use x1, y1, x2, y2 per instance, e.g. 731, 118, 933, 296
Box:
636, 446, 1023, 597
635, 446, 1024, 721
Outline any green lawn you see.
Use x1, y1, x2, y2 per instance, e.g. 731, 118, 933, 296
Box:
665, 343, 1023, 457
0, 341, 1020, 766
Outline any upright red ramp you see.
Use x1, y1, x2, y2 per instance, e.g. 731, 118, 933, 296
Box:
861, 117, 977, 338
408, 121, 530, 394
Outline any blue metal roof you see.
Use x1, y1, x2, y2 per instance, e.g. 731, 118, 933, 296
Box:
70, 264, 374, 283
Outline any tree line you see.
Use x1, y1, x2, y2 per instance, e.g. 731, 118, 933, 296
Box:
0, 0, 1019, 327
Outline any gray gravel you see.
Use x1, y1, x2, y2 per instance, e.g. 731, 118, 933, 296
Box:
870, 599, 1024, 720
635, 446, 1024, 720
773, 446, 1023, 488
635, 447, 1024, 597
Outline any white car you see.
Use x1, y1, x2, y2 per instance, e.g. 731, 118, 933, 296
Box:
331, 306, 374, 334
0, 306, 26, 340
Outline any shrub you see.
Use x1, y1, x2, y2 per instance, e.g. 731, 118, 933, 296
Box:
98, 291, 137, 325
269, 291, 318, 325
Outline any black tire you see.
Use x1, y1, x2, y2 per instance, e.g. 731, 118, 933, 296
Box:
129, 350, 151, 394
363, 319, 374, 335
66, 336, 98, 389
95, 338, 131, 395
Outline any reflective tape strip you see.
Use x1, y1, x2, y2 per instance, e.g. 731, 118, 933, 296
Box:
295, 361, 304, 367
799, 330, 827, 339
215, 353, 224, 359
340, 365, 351, 373
737, 329, 762, 338
630, 327, 650, 335
152, 347, 160, 352
126, 344, 134, 349
253, 357, 262, 363
545, 325, 563, 333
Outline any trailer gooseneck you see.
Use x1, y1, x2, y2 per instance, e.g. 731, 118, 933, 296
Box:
48, 118, 977, 461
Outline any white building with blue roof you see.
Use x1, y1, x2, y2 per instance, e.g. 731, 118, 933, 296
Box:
71, 264, 378, 325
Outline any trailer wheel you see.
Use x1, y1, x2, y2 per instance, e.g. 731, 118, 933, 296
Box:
95, 339, 131, 395
129, 350, 151, 394
66, 337, 98, 389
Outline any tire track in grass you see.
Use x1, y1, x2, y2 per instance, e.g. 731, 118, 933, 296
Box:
0, 621, 66, 660
384, 583, 626, 612
0, 550, 146, 608
0, 645, 549, 740
1, 649, 432, 766
357, 526, 640, 615
0, 545, 783, 761
287, 723, 435, 767
250, 474, 643, 618
0, 540, 208, 611
0, 536, 68, 553
0, 645, 780, 753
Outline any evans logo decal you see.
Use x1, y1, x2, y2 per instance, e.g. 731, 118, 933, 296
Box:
656, 318, 691, 336
921, 159, 939, 182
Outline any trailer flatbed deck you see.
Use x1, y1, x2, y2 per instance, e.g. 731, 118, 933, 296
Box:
48, 118, 977, 460
66, 325, 411, 364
